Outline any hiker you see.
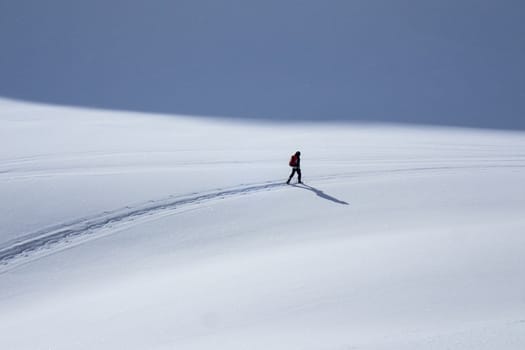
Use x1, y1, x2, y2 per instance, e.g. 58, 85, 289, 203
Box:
287, 151, 302, 184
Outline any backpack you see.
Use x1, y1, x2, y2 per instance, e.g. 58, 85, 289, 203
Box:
289, 154, 298, 167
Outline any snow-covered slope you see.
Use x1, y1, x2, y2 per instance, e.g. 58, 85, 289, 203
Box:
1, 99, 525, 349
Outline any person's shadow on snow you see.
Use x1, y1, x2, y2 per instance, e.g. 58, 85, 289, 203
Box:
292, 183, 349, 205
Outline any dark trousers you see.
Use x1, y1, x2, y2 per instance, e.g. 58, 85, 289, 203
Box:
287, 167, 302, 183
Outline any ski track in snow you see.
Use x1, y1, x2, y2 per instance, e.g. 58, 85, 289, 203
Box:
1, 160, 525, 272
0, 181, 286, 272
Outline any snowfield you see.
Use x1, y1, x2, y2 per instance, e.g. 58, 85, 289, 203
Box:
1, 98, 525, 349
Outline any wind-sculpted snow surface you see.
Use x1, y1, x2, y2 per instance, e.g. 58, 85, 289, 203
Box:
1, 99, 525, 349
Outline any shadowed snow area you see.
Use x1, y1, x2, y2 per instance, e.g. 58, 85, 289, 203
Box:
1, 1, 525, 129
1, 99, 525, 349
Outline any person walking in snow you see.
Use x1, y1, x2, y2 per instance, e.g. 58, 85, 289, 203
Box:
286, 151, 302, 184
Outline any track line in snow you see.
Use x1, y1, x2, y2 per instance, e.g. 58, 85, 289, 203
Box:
2, 162, 524, 271
1, 157, 524, 181
0, 181, 286, 272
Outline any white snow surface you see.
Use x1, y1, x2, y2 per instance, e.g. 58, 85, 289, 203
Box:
1, 98, 525, 349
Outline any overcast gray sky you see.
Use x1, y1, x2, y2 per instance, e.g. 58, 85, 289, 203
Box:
1, 0, 524, 129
